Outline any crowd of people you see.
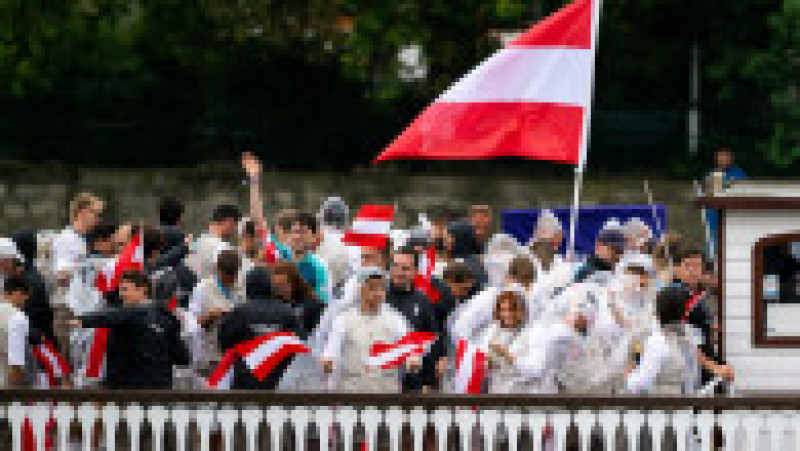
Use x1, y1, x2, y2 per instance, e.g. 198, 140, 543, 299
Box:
0, 152, 735, 396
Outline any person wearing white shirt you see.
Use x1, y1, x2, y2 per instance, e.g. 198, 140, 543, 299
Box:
1, 277, 31, 387
51, 192, 104, 286
321, 268, 413, 393
189, 204, 240, 281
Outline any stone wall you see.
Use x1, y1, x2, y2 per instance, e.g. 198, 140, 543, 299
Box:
0, 161, 708, 246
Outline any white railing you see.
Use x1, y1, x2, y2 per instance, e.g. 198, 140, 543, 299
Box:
2, 390, 800, 450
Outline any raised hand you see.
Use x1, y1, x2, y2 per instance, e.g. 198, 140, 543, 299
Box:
241, 152, 262, 179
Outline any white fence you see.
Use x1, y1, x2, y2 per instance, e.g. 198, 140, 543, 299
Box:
3, 390, 800, 450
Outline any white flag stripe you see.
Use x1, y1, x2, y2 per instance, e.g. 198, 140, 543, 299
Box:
350, 219, 392, 236
438, 48, 592, 107
368, 343, 425, 367
40, 348, 64, 377
243, 334, 301, 370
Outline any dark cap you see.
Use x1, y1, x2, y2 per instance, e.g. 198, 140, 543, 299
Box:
597, 228, 625, 254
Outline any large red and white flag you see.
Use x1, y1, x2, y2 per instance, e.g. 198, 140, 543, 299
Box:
367, 331, 437, 369
236, 332, 311, 381
453, 339, 487, 394
85, 231, 145, 379
342, 205, 395, 249
375, 0, 599, 164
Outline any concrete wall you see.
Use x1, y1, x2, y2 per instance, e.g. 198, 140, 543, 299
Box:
0, 161, 707, 245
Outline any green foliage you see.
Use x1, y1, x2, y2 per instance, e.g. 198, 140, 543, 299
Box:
0, 0, 795, 175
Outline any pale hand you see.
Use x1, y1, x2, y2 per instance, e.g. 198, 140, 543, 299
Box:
242, 152, 262, 179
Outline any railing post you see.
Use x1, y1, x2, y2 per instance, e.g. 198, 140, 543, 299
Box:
291, 407, 311, 451
29, 403, 49, 451
8, 402, 25, 451
360, 406, 381, 451
623, 409, 645, 451
77, 402, 98, 451
147, 405, 169, 451
409, 407, 427, 451
195, 406, 216, 451
551, 411, 571, 451
479, 409, 501, 451
598, 409, 620, 451
765, 411, 787, 451
314, 407, 334, 451
741, 410, 761, 451
241, 407, 264, 451
695, 410, 716, 451
124, 403, 145, 451
170, 406, 191, 451
574, 410, 594, 451
527, 409, 547, 451
336, 406, 358, 451
455, 408, 477, 451
504, 409, 523, 451
102, 403, 121, 451
386, 406, 405, 451
267, 406, 288, 451
672, 409, 694, 451
647, 410, 669, 451
716, 411, 739, 451
53, 402, 74, 451
217, 407, 239, 451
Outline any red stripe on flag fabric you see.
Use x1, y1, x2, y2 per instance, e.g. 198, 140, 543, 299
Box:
455, 339, 467, 370
31, 345, 57, 387
235, 331, 295, 355
368, 332, 437, 368
467, 351, 486, 395
85, 328, 109, 378
508, 0, 592, 49
683, 291, 705, 322
257, 226, 279, 264
354, 205, 395, 222
374, 102, 584, 164
341, 232, 390, 250
208, 347, 239, 389
167, 295, 178, 313
250, 342, 310, 381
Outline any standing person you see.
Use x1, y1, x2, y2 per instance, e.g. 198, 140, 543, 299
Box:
468, 204, 493, 253
216, 268, 301, 390
1, 276, 31, 387
189, 249, 243, 380
528, 210, 565, 273
1, 237, 55, 348
50, 193, 104, 355
158, 196, 186, 249
270, 263, 323, 338
190, 204, 241, 280
70, 270, 189, 389
316, 197, 353, 295
321, 268, 413, 393
705, 147, 747, 255
385, 247, 440, 392
288, 213, 330, 303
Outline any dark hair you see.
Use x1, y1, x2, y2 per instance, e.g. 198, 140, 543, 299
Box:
656, 285, 691, 326
508, 255, 536, 287
677, 248, 704, 264
91, 222, 118, 243
3, 276, 29, 295
216, 249, 241, 277
212, 204, 242, 223
292, 212, 319, 235
141, 226, 163, 259
119, 270, 152, 297
494, 290, 526, 320
443, 262, 475, 284
394, 245, 420, 267
241, 218, 257, 237
625, 264, 651, 278
159, 197, 184, 226
275, 209, 298, 233
272, 262, 315, 301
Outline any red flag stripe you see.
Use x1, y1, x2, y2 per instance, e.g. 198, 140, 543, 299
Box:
354, 205, 395, 222
375, 102, 584, 164
208, 347, 239, 389
85, 328, 109, 378
251, 342, 310, 381
237, 332, 310, 382
508, 0, 592, 49
341, 232, 391, 250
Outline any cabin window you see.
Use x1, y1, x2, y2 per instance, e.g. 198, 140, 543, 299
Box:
753, 233, 800, 345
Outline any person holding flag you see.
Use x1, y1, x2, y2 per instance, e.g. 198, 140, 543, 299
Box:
321, 267, 414, 393
69, 270, 189, 389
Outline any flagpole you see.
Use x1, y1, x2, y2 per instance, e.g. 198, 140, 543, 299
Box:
567, 0, 603, 259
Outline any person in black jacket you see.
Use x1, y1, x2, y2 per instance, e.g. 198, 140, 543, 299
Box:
71, 270, 189, 389
4, 234, 56, 347
386, 246, 440, 392
216, 268, 301, 390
